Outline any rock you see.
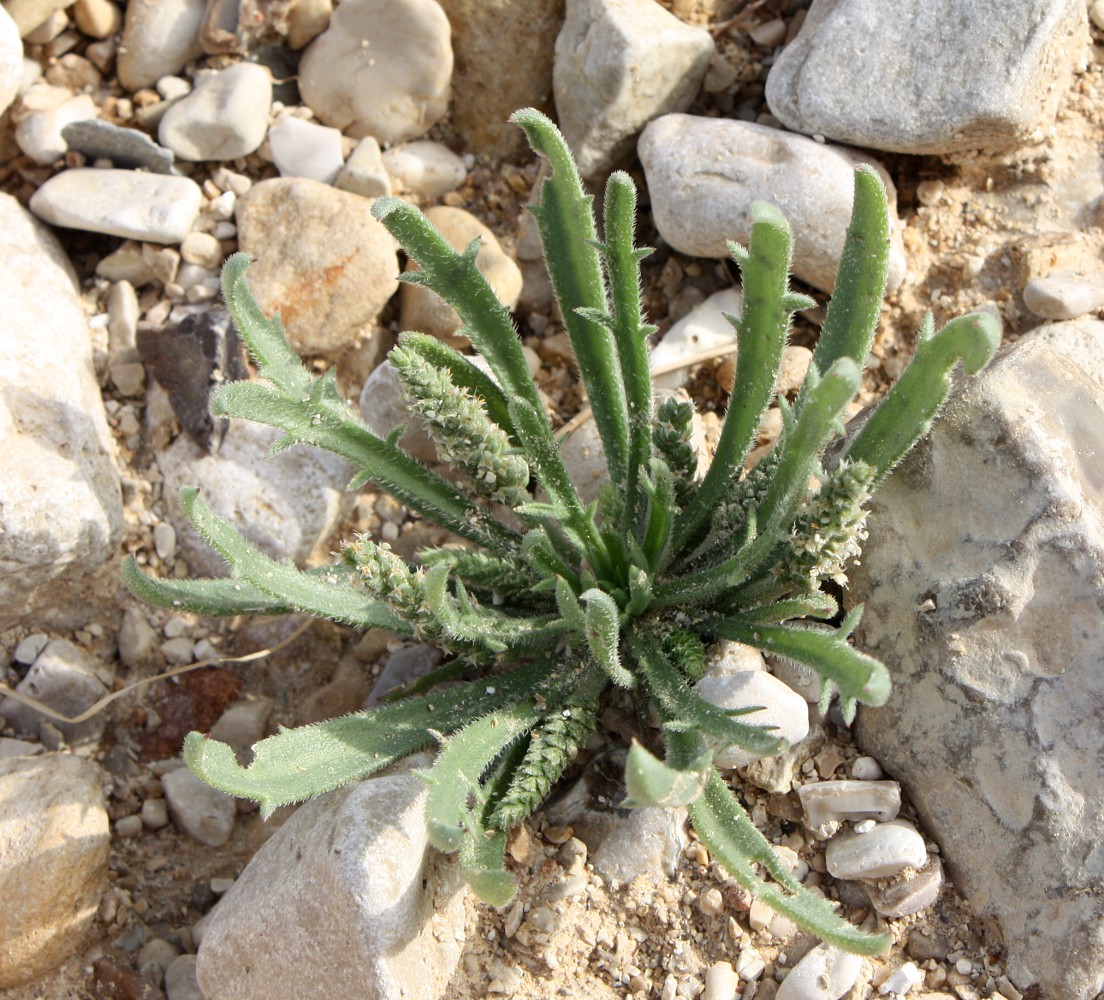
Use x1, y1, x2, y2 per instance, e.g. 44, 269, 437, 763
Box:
704, 639, 767, 677
876, 962, 924, 997
0, 196, 123, 631
335, 136, 391, 198
865, 854, 944, 919
824, 819, 927, 880
589, 805, 688, 883
165, 955, 204, 1000
796, 780, 901, 837
703, 961, 739, 1000
157, 419, 355, 578
141, 796, 170, 829
382, 140, 467, 198
234, 176, 399, 353
359, 358, 438, 463
1022, 316, 1104, 385
775, 943, 863, 1000
298, 0, 452, 144
72, 0, 122, 38
162, 766, 236, 847
158, 63, 272, 162
266, 112, 344, 183
207, 698, 273, 762
851, 339, 1104, 1000
651, 287, 743, 390
764, 0, 1085, 155
0, 6, 19, 116
286, 0, 332, 49
0, 754, 110, 988
0, 638, 109, 744
1022, 268, 1104, 320
695, 672, 810, 770
117, 0, 205, 91
638, 114, 906, 294
180, 231, 222, 270
117, 608, 159, 667
400, 205, 522, 345
298, 654, 372, 723
3, 0, 68, 35
14, 92, 98, 165
554, 0, 713, 178
196, 772, 466, 1000
364, 644, 442, 707
30, 168, 203, 242
435, 0, 562, 156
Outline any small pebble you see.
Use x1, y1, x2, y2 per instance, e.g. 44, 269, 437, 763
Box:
797, 780, 902, 836
72, 0, 122, 39
850, 756, 884, 780
776, 943, 863, 1000
15, 92, 98, 165
14, 633, 49, 665
153, 521, 176, 560
267, 113, 345, 184
382, 140, 467, 198
158, 63, 272, 161
141, 796, 170, 829
698, 887, 724, 917
162, 767, 236, 846
703, 961, 739, 1000
877, 961, 924, 995
334, 135, 391, 198
115, 814, 144, 838
736, 947, 766, 981
180, 231, 222, 270
826, 819, 928, 880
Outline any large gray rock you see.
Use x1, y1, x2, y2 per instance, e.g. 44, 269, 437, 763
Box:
851, 339, 1104, 1000
196, 772, 466, 1000
0, 754, 110, 988
765, 0, 1085, 155
158, 419, 355, 579
553, 0, 714, 177
0, 196, 123, 631
638, 114, 905, 294
234, 177, 399, 354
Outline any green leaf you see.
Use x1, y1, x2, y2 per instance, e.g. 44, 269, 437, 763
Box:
842, 310, 1001, 483
580, 588, 633, 688
623, 741, 710, 808
512, 108, 630, 488
122, 556, 300, 617
179, 488, 409, 631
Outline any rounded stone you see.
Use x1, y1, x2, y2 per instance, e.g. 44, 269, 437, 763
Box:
158, 62, 273, 162
0, 5, 19, 117
0, 754, 110, 988
117, 0, 206, 91
234, 176, 399, 353
298, 0, 452, 143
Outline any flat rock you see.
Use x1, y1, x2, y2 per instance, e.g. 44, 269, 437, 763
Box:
117, 0, 206, 91
234, 176, 399, 353
196, 772, 466, 1000
765, 0, 1085, 154
1022, 316, 1104, 386
695, 671, 810, 770
0, 754, 110, 988
400, 205, 521, 344
30, 168, 203, 243
62, 119, 176, 174
0, 638, 109, 745
435, 0, 561, 156
851, 339, 1104, 1000
158, 62, 272, 161
554, 0, 714, 177
162, 766, 236, 846
638, 114, 906, 294
157, 418, 355, 578
0, 196, 123, 631
298, 0, 452, 143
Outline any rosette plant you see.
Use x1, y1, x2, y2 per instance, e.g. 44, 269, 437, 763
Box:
126, 109, 999, 955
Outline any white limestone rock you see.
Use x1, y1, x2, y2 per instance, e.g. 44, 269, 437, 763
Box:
651, 287, 742, 390
117, 0, 206, 91
298, 0, 452, 143
765, 0, 1085, 155
234, 176, 399, 354
196, 772, 466, 1000
553, 0, 714, 177
638, 114, 906, 294
695, 671, 810, 770
797, 780, 901, 837
158, 62, 272, 162
382, 140, 467, 198
1021, 316, 1104, 386
1022, 268, 1104, 321
335, 136, 392, 198
824, 818, 927, 880
0, 196, 123, 631
0, 754, 109, 989
590, 805, 689, 884
851, 338, 1104, 1000
158, 420, 355, 579
776, 944, 863, 1000
30, 168, 203, 243
267, 113, 344, 183
14, 92, 97, 164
